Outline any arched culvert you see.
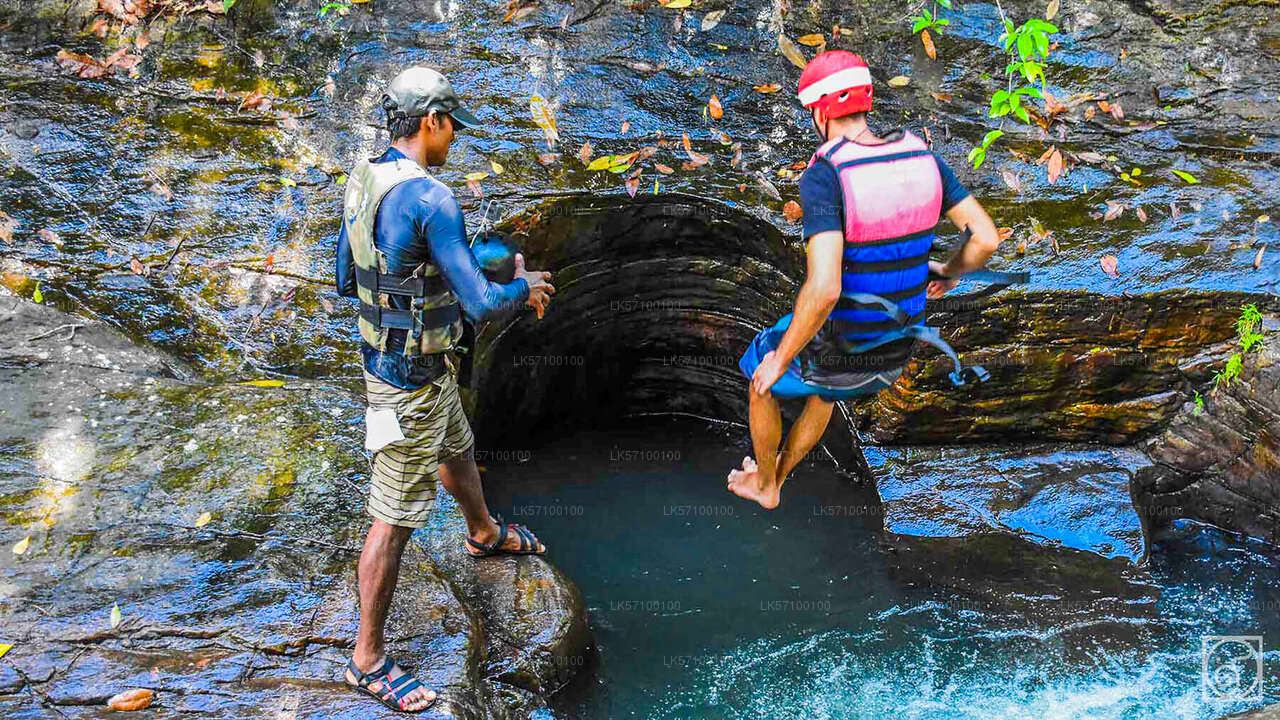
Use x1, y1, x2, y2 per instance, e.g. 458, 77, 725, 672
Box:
468, 193, 805, 446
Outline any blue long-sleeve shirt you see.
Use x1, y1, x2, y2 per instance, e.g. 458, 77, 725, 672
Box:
336, 147, 530, 389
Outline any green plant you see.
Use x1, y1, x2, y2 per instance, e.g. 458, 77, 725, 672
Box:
1238, 303, 1264, 352
969, 10, 1058, 168
966, 129, 1003, 169
319, 1, 352, 21
1212, 303, 1267, 389
1193, 390, 1204, 415
910, 0, 952, 35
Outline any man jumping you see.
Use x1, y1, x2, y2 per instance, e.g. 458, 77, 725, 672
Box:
729, 51, 1005, 509
335, 66, 555, 712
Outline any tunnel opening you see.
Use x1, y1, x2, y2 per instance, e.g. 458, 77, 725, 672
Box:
468, 193, 807, 449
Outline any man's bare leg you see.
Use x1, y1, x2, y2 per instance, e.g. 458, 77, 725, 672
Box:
727, 387, 784, 509
439, 449, 545, 554
346, 519, 437, 711
774, 395, 835, 489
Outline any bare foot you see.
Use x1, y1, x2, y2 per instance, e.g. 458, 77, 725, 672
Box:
345, 655, 437, 712
726, 456, 780, 509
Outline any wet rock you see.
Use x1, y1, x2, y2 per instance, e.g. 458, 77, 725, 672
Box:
422, 495, 592, 698
0, 666, 23, 694
0, 297, 588, 718
860, 290, 1275, 445
1221, 703, 1280, 720
1132, 315, 1280, 546
866, 444, 1151, 562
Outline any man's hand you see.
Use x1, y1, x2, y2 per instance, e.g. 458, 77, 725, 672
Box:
514, 253, 555, 319
751, 351, 787, 396
926, 260, 959, 300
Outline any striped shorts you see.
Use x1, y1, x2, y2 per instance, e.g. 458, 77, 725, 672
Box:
363, 368, 474, 529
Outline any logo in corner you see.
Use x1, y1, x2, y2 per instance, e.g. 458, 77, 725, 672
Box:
1202, 635, 1263, 701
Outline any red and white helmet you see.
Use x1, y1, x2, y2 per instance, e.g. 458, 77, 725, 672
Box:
797, 50, 873, 118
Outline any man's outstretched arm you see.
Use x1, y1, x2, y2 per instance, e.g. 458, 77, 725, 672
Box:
750, 230, 844, 395
423, 194, 532, 323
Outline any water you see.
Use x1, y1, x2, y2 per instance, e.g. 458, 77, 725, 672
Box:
482, 418, 1280, 719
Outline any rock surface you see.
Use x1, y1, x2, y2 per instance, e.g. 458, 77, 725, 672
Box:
1133, 315, 1280, 546
0, 295, 589, 718
866, 444, 1151, 563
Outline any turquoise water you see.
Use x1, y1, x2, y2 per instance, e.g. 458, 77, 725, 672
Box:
482, 419, 1280, 719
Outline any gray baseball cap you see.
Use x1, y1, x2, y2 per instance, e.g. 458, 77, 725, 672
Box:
382, 66, 482, 129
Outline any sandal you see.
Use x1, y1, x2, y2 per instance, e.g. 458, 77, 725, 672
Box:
466, 514, 546, 557
345, 656, 436, 713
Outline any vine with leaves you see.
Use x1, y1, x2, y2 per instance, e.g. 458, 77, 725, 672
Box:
968, 7, 1059, 168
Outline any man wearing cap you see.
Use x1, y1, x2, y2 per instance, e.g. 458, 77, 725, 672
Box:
335, 66, 556, 712
730, 50, 1005, 509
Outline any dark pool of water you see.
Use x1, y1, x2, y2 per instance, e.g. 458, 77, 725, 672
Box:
482, 418, 1280, 720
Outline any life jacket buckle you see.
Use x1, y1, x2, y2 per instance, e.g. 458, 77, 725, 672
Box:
948, 365, 989, 386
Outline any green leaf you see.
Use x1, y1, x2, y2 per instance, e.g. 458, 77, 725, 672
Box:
1016, 85, 1044, 99
110, 602, 122, 629
586, 156, 614, 171
968, 147, 986, 169
992, 89, 1010, 104
1028, 19, 1059, 33
912, 16, 929, 33
32, 282, 42, 304
1016, 32, 1034, 61
1004, 18, 1015, 35
934, 18, 950, 27
1034, 32, 1050, 58
981, 129, 1004, 148
223, 0, 237, 9
937, 0, 951, 8
1171, 168, 1200, 184
240, 379, 285, 388
921, 8, 932, 22
279, 177, 297, 187
1014, 104, 1031, 124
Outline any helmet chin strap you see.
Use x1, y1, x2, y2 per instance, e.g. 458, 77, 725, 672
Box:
811, 108, 830, 143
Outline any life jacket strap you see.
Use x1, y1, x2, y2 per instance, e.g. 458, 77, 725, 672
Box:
360, 302, 461, 333
825, 292, 988, 387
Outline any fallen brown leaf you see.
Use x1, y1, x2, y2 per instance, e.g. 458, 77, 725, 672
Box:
782, 200, 803, 222
1255, 244, 1266, 270
107, 689, 154, 712
38, 228, 61, 245
708, 95, 724, 120
1047, 148, 1064, 184
929, 92, 953, 103
777, 33, 808, 70
1104, 201, 1125, 222
654, 163, 674, 174
579, 142, 593, 166
796, 33, 826, 47
753, 83, 781, 93
1109, 101, 1124, 121
625, 176, 639, 198
682, 132, 709, 165
620, 120, 631, 135
1100, 255, 1119, 277
0, 211, 16, 244
921, 29, 936, 60
1000, 170, 1023, 194
1136, 206, 1148, 224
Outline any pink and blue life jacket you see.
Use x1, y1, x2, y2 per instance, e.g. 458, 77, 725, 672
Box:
802, 130, 998, 387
